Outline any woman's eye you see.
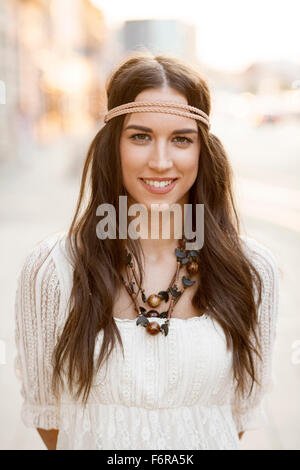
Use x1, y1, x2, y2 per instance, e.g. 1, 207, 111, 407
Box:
173, 136, 193, 144
129, 134, 193, 144
130, 133, 150, 142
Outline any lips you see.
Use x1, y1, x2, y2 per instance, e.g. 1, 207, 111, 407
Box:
139, 177, 178, 194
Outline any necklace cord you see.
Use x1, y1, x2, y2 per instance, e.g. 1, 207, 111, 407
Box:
120, 239, 200, 336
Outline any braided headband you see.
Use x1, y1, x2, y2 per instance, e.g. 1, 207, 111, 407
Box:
103, 101, 210, 129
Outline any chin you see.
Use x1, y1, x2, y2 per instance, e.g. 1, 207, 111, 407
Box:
142, 196, 178, 211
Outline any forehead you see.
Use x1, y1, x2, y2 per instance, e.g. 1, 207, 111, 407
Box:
121, 86, 198, 132
122, 111, 199, 132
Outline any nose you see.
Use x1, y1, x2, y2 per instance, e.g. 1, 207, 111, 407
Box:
148, 141, 173, 172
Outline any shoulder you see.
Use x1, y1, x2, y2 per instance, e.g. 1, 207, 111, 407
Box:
239, 235, 279, 279
16, 231, 74, 327
238, 235, 280, 315
19, 231, 68, 274
17, 231, 73, 295
15, 233, 68, 326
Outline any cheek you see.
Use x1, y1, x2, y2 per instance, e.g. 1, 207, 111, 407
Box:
175, 150, 199, 178
120, 141, 150, 197
120, 142, 136, 184
120, 140, 146, 176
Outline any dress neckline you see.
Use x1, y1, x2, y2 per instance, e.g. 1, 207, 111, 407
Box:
113, 314, 208, 323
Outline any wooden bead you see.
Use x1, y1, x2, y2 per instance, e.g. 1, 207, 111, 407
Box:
147, 310, 159, 317
187, 261, 199, 274
147, 294, 161, 308
146, 321, 161, 335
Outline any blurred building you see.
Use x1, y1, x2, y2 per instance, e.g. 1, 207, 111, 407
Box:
242, 60, 300, 94
120, 19, 197, 63
0, 0, 108, 164
0, 0, 19, 163
19, 0, 107, 143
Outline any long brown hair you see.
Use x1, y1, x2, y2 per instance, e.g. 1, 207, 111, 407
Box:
52, 52, 263, 406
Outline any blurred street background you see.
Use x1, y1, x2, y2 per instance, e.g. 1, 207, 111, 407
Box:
0, 0, 299, 450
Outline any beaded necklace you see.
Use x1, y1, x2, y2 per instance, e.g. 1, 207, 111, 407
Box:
120, 237, 201, 336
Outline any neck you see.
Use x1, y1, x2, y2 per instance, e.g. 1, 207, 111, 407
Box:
139, 236, 180, 263
127, 199, 187, 263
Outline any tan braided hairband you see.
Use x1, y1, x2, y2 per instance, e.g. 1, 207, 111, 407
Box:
103, 101, 211, 130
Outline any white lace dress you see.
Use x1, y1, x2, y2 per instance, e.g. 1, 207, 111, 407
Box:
14, 231, 280, 450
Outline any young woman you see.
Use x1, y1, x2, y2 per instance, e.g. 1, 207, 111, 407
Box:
14, 53, 279, 450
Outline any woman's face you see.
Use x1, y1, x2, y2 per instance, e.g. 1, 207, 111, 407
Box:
119, 87, 201, 211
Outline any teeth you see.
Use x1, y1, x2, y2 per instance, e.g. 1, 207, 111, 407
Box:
143, 179, 174, 188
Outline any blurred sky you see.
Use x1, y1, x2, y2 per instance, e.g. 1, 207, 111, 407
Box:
91, 0, 300, 72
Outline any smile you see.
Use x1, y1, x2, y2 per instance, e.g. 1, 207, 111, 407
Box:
139, 178, 178, 194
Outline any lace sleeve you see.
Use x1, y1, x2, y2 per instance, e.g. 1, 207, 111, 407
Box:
231, 237, 280, 434
14, 239, 61, 430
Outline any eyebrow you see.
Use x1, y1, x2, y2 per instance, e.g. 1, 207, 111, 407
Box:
124, 125, 198, 135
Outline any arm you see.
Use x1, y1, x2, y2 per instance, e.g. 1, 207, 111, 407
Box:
231, 237, 280, 435
14, 239, 61, 439
37, 428, 59, 450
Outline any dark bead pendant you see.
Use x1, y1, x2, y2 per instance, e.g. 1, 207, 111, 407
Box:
178, 237, 186, 248
136, 315, 149, 327
160, 323, 169, 336
146, 321, 161, 335
125, 251, 132, 265
175, 248, 186, 259
182, 275, 196, 287
158, 290, 169, 302
159, 311, 168, 318
169, 286, 181, 298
